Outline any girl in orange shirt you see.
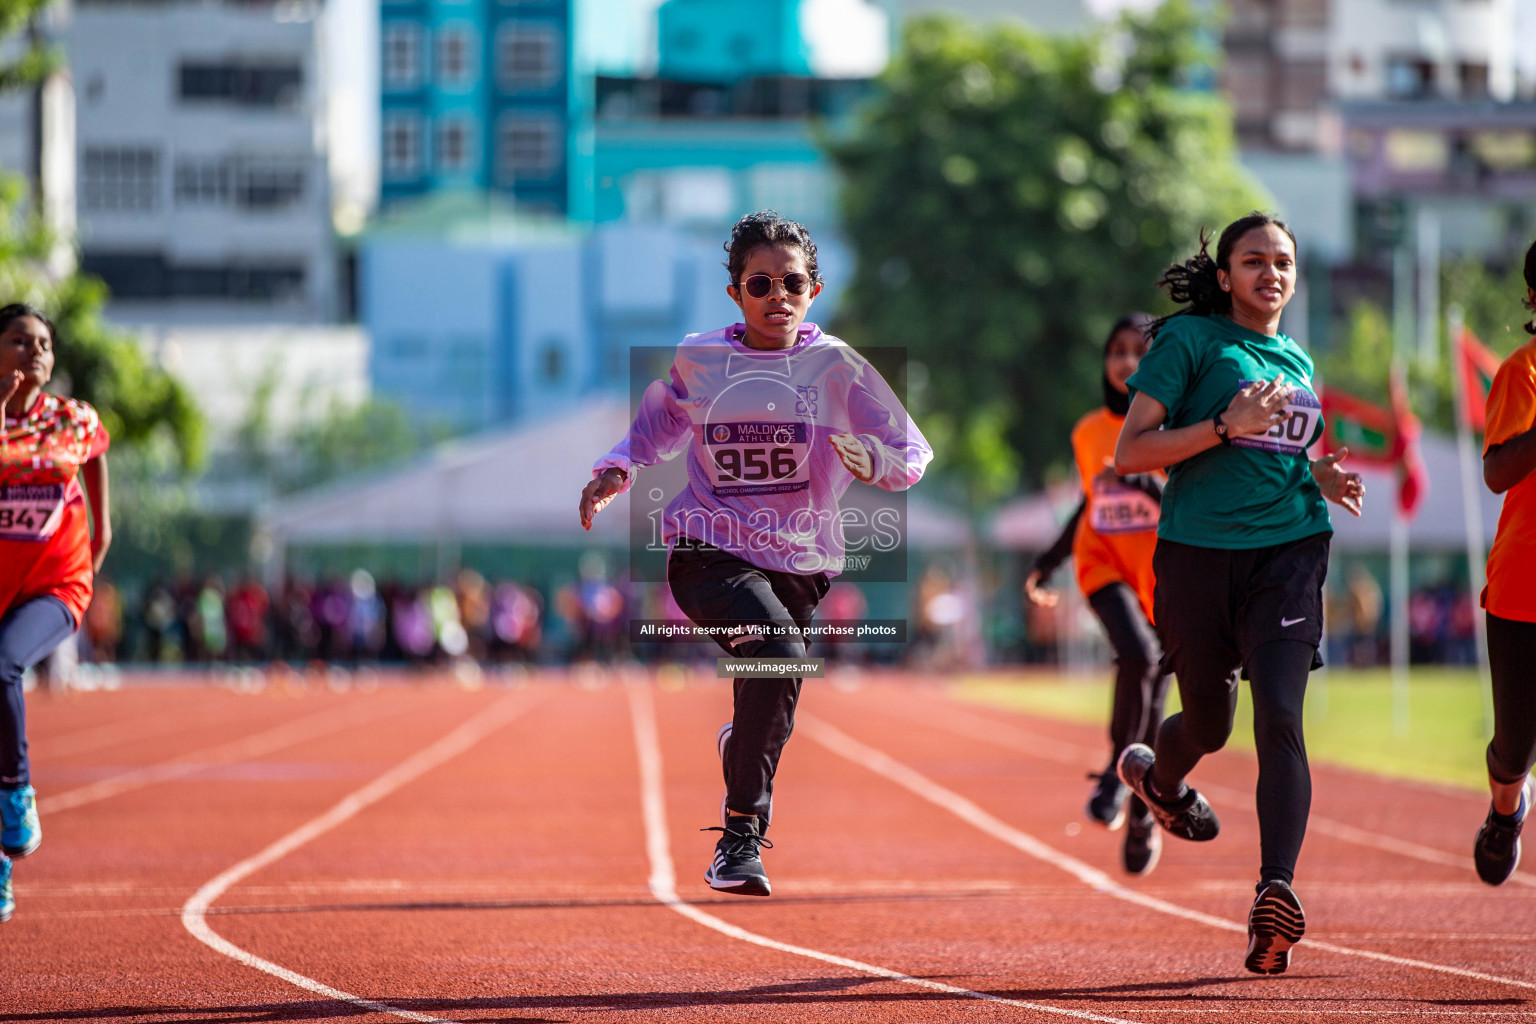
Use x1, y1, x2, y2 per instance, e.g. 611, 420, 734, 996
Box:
0, 304, 112, 923
1474, 241, 1536, 886
1026, 314, 1170, 875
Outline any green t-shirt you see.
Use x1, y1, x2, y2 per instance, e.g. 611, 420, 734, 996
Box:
1125, 314, 1331, 549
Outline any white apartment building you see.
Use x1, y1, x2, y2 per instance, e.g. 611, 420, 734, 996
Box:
1330, 0, 1519, 104
69, 0, 338, 323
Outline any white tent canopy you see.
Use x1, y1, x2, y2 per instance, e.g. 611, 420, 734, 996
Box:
259, 400, 970, 553
989, 432, 1503, 554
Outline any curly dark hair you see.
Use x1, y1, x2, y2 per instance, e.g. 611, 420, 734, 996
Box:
0, 303, 56, 346
1150, 212, 1297, 337
723, 210, 820, 287
1523, 238, 1536, 336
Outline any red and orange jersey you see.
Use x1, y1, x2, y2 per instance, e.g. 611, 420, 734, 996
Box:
1484, 339, 1536, 623
1071, 408, 1160, 622
0, 393, 110, 625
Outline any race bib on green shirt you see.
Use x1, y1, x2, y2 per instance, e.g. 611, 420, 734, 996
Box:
1230, 381, 1321, 457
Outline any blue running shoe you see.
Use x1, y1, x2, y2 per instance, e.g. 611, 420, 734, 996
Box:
0, 856, 12, 922
1, 785, 40, 858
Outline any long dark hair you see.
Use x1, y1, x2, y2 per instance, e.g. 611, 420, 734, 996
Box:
723, 210, 820, 287
1523, 239, 1536, 336
0, 303, 56, 346
1102, 313, 1152, 415
1150, 212, 1296, 337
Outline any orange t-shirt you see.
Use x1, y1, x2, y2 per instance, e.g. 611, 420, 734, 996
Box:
1484, 339, 1536, 623
0, 394, 110, 626
1070, 408, 1160, 621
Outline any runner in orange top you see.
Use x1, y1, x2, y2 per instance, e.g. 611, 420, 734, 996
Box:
1025, 313, 1170, 876
1473, 241, 1536, 886
0, 303, 112, 923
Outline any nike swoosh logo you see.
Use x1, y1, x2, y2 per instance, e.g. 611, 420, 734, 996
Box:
1281, 617, 1306, 627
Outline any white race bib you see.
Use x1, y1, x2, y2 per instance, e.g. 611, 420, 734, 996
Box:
1090, 483, 1159, 535
0, 484, 65, 542
706, 421, 812, 497
1230, 380, 1321, 456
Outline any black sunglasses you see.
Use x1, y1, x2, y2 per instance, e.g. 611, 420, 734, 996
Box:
738, 273, 813, 299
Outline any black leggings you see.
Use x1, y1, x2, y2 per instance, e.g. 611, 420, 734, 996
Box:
1153, 640, 1314, 885
1486, 611, 1536, 785
1, 596, 77, 790
667, 540, 829, 822
1086, 583, 1170, 763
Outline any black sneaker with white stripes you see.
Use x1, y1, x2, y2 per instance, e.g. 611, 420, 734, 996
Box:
1245, 880, 1306, 975
1121, 798, 1161, 876
1474, 778, 1531, 886
703, 817, 774, 896
1086, 768, 1129, 830
1116, 743, 1219, 842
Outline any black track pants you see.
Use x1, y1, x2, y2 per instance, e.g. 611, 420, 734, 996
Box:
667, 540, 829, 822
1486, 611, 1536, 785
1086, 583, 1170, 764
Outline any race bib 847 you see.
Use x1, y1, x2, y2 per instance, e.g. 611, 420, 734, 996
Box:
1230, 381, 1321, 457
0, 483, 65, 542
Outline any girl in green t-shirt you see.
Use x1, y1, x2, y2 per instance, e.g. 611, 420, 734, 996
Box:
1111, 212, 1366, 977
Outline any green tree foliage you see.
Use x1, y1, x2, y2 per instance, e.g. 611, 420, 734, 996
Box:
826, 0, 1266, 505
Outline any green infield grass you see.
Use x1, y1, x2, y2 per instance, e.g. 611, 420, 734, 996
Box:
957, 667, 1494, 791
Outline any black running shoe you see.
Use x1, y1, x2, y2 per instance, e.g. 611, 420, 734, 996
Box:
1086, 768, 1129, 831
703, 817, 774, 896
1116, 743, 1219, 842
1122, 797, 1161, 877
1474, 778, 1532, 886
1245, 880, 1306, 975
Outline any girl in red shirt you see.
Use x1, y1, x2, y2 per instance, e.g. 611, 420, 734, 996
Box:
0, 304, 112, 923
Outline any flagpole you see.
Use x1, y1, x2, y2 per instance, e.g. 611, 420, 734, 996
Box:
1389, 246, 1412, 735
1448, 304, 1495, 734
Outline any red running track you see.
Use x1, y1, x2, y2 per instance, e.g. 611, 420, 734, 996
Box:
3, 669, 1535, 1023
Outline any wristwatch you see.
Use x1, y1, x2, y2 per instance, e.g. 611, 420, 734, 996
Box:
1212, 412, 1232, 446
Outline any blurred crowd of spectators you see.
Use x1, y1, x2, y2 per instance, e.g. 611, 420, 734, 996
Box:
80, 570, 546, 666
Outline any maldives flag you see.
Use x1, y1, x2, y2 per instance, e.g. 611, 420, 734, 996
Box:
1319, 372, 1427, 518
1457, 328, 1502, 432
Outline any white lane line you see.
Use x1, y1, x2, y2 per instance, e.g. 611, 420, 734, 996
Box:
893, 698, 1536, 888
626, 685, 1148, 1024
42, 698, 410, 814
799, 714, 1536, 995
181, 694, 532, 1024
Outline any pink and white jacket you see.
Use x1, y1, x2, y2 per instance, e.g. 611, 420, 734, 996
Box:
594, 323, 933, 576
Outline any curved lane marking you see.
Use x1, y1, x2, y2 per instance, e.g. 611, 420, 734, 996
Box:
181, 694, 532, 1024
800, 713, 1536, 994
627, 685, 1148, 1024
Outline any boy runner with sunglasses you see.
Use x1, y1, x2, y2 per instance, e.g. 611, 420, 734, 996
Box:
580, 210, 931, 895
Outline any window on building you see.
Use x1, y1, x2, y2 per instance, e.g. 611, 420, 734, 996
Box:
540, 341, 564, 382
80, 251, 306, 302
437, 26, 473, 85
238, 161, 306, 209
1459, 62, 1490, 99
495, 116, 559, 181
384, 114, 423, 178
496, 24, 560, 90
179, 62, 304, 106
81, 147, 160, 211
1385, 55, 1435, 99
174, 158, 230, 205
436, 117, 475, 173
383, 24, 423, 89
